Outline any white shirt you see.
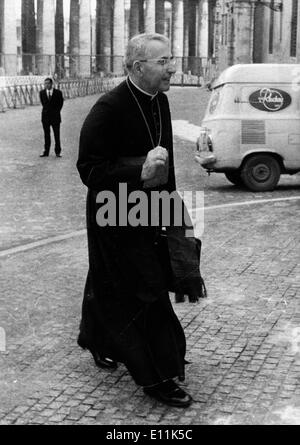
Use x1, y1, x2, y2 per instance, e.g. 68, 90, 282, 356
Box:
128, 76, 158, 100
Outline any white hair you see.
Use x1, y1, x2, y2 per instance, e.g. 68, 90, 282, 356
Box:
125, 33, 170, 71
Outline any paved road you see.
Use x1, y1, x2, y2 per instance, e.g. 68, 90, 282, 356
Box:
0, 87, 299, 425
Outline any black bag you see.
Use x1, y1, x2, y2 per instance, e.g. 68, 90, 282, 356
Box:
155, 228, 207, 303
155, 230, 176, 292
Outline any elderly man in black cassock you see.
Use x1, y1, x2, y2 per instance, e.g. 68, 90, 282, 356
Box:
76, 33, 206, 408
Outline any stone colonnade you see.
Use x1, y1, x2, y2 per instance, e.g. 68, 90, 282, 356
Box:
0, 0, 211, 77
216, 0, 300, 70
0, 0, 18, 75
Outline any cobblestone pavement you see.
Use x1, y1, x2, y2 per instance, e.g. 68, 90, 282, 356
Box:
0, 87, 299, 425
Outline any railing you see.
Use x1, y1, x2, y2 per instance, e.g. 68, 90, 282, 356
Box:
58, 77, 125, 99
0, 53, 216, 81
0, 84, 43, 110
0, 77, 125, 112
0, 55, 217, 112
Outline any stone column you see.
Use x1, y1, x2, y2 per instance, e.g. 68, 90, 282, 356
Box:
79, 0, 91, 77
208, 0, 216, 58
188, 0, 197, 73
253, 2, 264, 63
297, 0, 300, 63
36, 0, 44, 74
172, 0, 184, 71
280, 0, 293, 61
0, 0, 17, 75
213, 0, 222, 68
183, 0, 189, 67
145, 0, 156, 33
36, 0, 55, 75
113, 0, 125, 74
138, 0, 145, 33
231, 0, 254, 64
188, 0, 197, 56
96, 0, 112, 74
69, 0, 80, 77
155, 0, 165, 34
55, 0, 64, 77
198, 0, 208, 58
129, 0, 139, 38
22, 0, 36, 74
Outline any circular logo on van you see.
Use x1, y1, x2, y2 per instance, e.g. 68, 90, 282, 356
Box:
249, 88, 291, 112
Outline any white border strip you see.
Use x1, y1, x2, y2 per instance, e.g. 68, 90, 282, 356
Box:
0, 230, 86, 258
196, 195, 300, 212
0, 196, 299, 258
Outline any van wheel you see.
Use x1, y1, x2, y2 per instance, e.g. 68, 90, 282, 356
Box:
225, 171, 243, 186
241, 155, 281, 191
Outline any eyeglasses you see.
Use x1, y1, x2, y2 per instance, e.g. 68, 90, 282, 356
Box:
137, 57, 176, 66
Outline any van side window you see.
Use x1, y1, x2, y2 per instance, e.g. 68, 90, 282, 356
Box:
208, 90, 220, 114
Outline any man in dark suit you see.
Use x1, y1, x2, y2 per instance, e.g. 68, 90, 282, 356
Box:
39, 78, 64, 157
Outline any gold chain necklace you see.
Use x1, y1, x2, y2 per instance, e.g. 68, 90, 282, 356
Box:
126, 77, 162, 149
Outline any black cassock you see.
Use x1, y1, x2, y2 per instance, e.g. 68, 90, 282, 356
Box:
77, 78, 196, 386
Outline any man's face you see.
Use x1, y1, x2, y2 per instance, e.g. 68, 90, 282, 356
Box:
135, 40, 176, 94
44, 80, 52, 90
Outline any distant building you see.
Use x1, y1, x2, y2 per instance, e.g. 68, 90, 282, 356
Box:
215, 0, 300, 72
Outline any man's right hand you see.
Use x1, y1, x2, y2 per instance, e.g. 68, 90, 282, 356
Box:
141, 146, 168, 182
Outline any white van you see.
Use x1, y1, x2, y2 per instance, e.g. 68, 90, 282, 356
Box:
195, 64, 300, 191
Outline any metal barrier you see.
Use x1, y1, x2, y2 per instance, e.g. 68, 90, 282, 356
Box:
0, 84, 42, 111
0, 77, 125, 112
0, 53, 216, 80
58, 77, 125, 100
0, 56, 217, 112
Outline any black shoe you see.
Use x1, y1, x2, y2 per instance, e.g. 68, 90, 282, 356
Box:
143, 380, 193, 407
77, 337, 117, 369
40, 152, 49, 157
56, 153, 62, 158
91, 350, 118, 369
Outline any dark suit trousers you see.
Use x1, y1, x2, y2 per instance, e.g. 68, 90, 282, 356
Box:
42, 122, 61, 154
